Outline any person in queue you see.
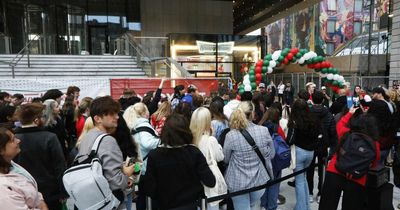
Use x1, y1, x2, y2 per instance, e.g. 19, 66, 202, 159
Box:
223, 101, 275, 210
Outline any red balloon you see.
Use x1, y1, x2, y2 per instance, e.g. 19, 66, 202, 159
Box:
256, 80, 261, 86
290, 48, 299, 54
307, 64, 314, 69
256, 73, 262, 81
314, 63, 321, 69
283, 58, 289, 65
287, 53, 294, 60
256, 60, 263, 67
326, 62, 332, 68
255, 66, 262, 74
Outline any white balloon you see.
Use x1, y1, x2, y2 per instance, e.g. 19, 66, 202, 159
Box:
303, 53, 311, 60
319, 73, 327, 78
267, 67, 273, 74
310, 51, 317, 58
333, 74, 340, 81
269, 60, 277, 68
327, 73, 334, 80
339, 76, 344, 82
298, 57, 305, 64
272, 50, 282, 61
244, 74, 249, 81
243, 79, 250, 85
244, 85, 252, 91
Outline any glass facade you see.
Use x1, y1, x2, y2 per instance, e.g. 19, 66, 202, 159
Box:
0, 0, 140, 54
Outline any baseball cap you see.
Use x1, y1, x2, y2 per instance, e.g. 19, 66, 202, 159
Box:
259, 83, 266, 88
321, 86, 326, 90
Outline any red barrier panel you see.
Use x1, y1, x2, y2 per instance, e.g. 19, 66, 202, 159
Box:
110, 78, 220, 99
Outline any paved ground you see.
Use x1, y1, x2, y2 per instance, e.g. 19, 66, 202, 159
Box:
67, 167, 400, 210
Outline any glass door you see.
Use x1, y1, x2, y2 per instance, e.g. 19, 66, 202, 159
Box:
88, 25, 107, 55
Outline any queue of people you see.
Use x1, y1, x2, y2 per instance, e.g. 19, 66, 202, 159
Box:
0, 79, 399, 210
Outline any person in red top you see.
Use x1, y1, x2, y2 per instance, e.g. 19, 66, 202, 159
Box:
75, 97, 93, 138
150, 101, 172, 136
319, 107, 381, 210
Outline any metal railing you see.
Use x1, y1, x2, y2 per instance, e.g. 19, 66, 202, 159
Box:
8, 34, 40, 78
122, 34, 191, 78
269, 72, 398, 93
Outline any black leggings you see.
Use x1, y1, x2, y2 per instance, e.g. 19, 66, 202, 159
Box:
319, 172, 367, 210
306, 150, 327, 195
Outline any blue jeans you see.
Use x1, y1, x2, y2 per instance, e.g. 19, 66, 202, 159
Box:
294, 146, 314, 210
231, 189, 264, 210
126, 192, 132, 210
260, 171, 281, 210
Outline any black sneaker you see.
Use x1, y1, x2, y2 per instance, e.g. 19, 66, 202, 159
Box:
288, 180, 295, 187
277, 194, 286, 205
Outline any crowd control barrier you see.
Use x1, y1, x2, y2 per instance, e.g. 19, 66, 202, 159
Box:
145, 162, 323, 210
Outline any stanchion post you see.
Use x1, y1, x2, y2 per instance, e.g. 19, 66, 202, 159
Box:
201, 198, 207, 210
146, 196, 152, 210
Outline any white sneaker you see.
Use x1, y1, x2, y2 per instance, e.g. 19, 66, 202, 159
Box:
316, 195, 321, 203
309, 195, 314, 203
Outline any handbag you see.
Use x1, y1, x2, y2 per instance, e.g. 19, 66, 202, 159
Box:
203, 136, 227, 206
240, 129, 273, 180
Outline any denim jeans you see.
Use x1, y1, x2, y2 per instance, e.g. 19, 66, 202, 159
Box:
294, 146, 314, 210
231, 189, 264, 210
126, 193, 132, 210
260, 171, 281, 210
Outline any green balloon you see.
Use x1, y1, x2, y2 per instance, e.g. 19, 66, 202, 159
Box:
250, 66, 255, 71
262, 66, 267, 73
295, 53, 303, 59
265, 54, 272, 61
332, 68, 338, 74
321, 68, 328, 74
239, 84, 244, 89
339, 83, 344, 88
278, 56, 284, 62
263, 60, 269, 67
250, 74, 256, 81
249, 70, 255, 75
262, 74, 267, 80
332, 81, 339, 86
239, 89, 245, 95
251, 82, 257, 90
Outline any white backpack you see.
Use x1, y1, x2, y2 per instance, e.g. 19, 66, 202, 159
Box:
63, 134, 121, 210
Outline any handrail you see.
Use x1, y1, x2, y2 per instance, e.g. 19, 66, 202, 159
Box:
123, 33, 192, 78
9, 34, 40, 78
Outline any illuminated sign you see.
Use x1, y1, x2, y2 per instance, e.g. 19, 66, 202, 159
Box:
196, 41, 235, 54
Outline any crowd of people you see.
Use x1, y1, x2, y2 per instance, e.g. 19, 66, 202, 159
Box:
0, 78, 399, 210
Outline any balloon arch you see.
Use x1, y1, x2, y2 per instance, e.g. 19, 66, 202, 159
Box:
238, 48, 346, 95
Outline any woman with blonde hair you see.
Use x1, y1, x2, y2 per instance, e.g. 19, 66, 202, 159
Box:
75, 117, 94, 148
123, 102, 160, 210
75, 97, 93, 138
223, 101, 275, 210
190, 107, 226, 210
150, 101, 172, 135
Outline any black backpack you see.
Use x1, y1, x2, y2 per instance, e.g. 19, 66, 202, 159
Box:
335, 132, 376, 179
131, 126, 158, 161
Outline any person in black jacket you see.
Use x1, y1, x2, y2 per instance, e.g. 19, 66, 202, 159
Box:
142, 113, 215, 210
143, 78, 165, 116
307, 91, 337, 203
14, 103, 66, 210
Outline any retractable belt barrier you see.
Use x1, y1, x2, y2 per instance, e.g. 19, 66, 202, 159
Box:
206, 162, 323, 203
144, 162, 324, 210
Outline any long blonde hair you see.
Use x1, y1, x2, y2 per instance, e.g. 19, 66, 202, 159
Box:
229, 101, 254, 130
190, 107, 212, 146
123, 102, 149, 129
152, 101, 172, 121
76, 117, 94, 148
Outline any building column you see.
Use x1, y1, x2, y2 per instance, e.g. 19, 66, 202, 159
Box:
390, 0, 400, 86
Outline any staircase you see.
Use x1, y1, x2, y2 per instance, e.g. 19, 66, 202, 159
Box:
0, 54, 146, 78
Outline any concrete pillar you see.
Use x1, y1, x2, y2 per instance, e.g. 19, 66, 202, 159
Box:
389, 0, 400, 86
